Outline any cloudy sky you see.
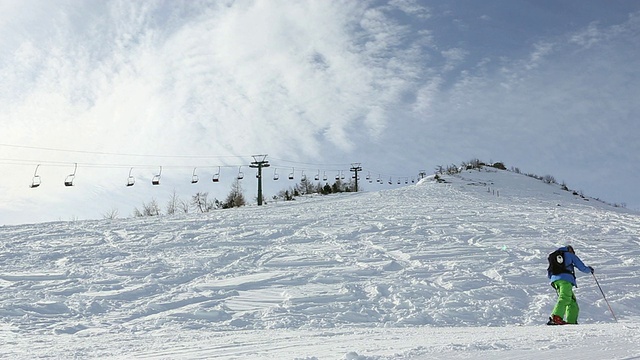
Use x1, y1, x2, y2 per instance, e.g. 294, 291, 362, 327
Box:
1, 0, 639, 224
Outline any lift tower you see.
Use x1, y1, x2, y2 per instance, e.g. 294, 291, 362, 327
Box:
250, 155, 270, 205
350, 163, 362, 192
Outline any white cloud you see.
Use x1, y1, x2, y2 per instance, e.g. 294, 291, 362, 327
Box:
1, 1, 639, 223
525, 42, 554, 70
1, 1, 426, 159
389, 0, 431, 19
569, 21, 603, 48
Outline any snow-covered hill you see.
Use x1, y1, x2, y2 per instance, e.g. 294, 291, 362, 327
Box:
1, 168, 639, 359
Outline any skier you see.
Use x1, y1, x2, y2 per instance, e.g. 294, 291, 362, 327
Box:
547, 245, 594, 325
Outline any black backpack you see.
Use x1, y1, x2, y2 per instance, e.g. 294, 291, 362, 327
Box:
547, 249, 575, 277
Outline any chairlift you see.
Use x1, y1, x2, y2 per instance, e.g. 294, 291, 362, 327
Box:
323, 171, 327, 181
340, 171, 345, 180
212, 166, 220, 182
191, 168, 199, 184
397, 178, 401, 185
126, 167, 135, 187
366, 172, 371, 182
411, 177, 415, 184
388, 177, 393, 185
335, 172, 340, 181
301, 171, 307, 182
315, 170, 320, 181
377, 175, 381, 184
64, 163, 77, 187
152, 166, 162, 185
30, 164, 42, 188
288, 168, 294, 180
237, 166, 244, 180
273, 169, 280, 181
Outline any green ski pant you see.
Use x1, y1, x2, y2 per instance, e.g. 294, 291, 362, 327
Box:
551, 280, 579, 324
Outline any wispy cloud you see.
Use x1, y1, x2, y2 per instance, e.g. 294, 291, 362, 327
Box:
1, 1, 639, 223
1, 1, 439, 160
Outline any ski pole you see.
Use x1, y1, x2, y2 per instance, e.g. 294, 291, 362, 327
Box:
592, 272, 618, 322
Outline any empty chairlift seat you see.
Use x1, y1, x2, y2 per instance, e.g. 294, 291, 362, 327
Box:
212, 167, 220, 182
152, 166, 162, 185
64, 163, 77, 187
126, 168, 135, 187
30, 164, 42, 188
191, 168, 199, 184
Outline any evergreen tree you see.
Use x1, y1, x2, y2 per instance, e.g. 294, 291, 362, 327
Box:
223, 179, 246, 208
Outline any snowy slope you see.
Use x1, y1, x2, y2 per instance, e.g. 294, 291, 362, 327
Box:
1, 168, 639, 359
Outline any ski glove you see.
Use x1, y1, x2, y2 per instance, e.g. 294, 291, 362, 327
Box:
588, 266, 594, 274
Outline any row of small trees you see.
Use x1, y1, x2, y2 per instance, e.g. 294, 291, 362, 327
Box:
109, 178, 359, 219
275, 178, 357, 201
435, 159, 507, 176
130, 179, 247, 218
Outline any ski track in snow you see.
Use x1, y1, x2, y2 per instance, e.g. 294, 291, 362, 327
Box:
1, 169, 640, 359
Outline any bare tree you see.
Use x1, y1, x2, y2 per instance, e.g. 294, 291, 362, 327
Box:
102, 208, 119, 220
192, 192, 210, 213
142, 198, 161, 216
179, 199, 190, 214
166, 189, 180, 215
296, 177, 315, 195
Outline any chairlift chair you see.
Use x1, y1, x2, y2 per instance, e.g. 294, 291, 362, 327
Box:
191, 168, 199, 184
301, 171, 307, 182
64, 163, 77, 187
273, 169, 280, 181
335, 172, 340, 181
31, 176, 42, 188
212, 167, 220, 182
237, 166, 244, 180
288, 168, 294, 180
126, 168, 135, 187
30, 164, 42, 188
388, 177, 393, 185
315, 170, 320, 181
152, 166, 162, 185
323, 171, 327, 181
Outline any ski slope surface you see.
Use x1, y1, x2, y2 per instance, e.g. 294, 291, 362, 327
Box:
1, 168, 639, 359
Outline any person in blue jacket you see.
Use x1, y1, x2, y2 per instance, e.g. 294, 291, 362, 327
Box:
548, 245, 594, 325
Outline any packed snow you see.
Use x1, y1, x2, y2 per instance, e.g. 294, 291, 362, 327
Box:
1, 168, 639, 359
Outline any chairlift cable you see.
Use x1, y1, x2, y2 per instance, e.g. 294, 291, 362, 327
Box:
1, 147, 422, 187
0, 143, 254, 160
